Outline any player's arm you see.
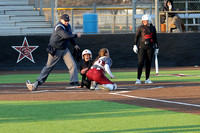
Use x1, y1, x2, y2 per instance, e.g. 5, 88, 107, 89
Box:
80, 63, 84, 75
105, 64, 116, 79
133, 26, 141, 53
134, 26, 141, 46
69, 38, 77, 46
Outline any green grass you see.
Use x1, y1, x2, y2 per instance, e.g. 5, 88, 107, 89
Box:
0, 101, 200, 133
0, 69, 199, 84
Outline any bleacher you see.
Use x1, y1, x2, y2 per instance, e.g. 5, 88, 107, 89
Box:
178, 14, 200, 27
0, 0, 53, 35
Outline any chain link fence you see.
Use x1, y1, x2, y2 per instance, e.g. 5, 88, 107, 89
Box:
171, 0, 200, 11
45, 4, 155, 34
159, 0, 200, 32
35, 0, 200, 33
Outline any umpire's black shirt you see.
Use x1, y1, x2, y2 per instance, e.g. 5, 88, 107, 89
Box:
49, 21, 78, 50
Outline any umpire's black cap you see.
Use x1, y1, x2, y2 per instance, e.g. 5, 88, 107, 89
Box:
61, 14, 70, 22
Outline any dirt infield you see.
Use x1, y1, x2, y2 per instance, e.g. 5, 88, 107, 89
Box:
0, 67, 199, 115
0, 81, 199, 115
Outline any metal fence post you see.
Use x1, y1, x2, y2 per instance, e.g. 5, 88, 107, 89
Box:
155, 0, 159, 32
112, 14, 115, 34
132, 0, 136, 33
126, 9, 129, 31
39, 0, 43, 15
51, 0, 54, 27
71, 9, 74, 32
93, 3, 96, 13
35, 0, 38, 10
55, 0, 58, 24
198, 18, 200, 31
150, 4, 152, 15
166, 12, 168, 33
185, 1, 188, 32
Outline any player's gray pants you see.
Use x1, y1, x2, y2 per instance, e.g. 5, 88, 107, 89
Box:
36, 48, 78, 85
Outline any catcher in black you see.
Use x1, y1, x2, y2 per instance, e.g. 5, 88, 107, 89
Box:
77, 49, 93, 89
133, 14, 159, 84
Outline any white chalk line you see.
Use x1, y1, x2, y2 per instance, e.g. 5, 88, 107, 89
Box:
113, 91, 131, 94
145, 86, 164, 90
30, 89, 92, 93
0, 85, 74, 88
25, 90, 131, 94
0, 85, 26, 87
109, 92, 200, 108
0, 89, 97, 94
0, 85, 183, 94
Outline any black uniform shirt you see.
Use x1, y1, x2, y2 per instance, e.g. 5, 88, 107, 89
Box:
134, 24, 158, 48
80, 60, 93, 87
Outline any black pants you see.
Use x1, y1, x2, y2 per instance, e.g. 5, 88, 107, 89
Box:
82, 79, 91, 89
137, 46, 154, 80
81, 75, 91, 89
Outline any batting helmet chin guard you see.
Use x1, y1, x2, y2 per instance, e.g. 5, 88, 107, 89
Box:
82, 49, 92, 59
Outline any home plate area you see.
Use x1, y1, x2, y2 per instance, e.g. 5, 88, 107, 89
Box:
0, 81, 200, 93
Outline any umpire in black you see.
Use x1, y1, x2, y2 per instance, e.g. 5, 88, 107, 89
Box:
26, 14, 81, 91
133, 14, 159, 84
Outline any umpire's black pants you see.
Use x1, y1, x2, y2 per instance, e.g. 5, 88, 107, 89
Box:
137, 45, 154, 80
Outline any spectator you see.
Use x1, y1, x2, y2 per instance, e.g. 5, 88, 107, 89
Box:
162, 0, 184, 32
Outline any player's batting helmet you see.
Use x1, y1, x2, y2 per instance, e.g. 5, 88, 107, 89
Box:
141, 14, 150, 21
82, 49, 92, 59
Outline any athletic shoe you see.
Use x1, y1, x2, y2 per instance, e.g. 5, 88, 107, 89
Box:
113, 84, 117, 90
70, 82, 80, 86
26, 80, 32, 90
135, 79, 141, 84
98, 85, 110, 91
95, 85, 100, 90
90, 81, 97, 90
26, 80, 38, 91
145, 79, 153, 84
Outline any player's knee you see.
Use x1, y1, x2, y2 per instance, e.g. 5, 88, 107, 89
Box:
138, 62, 144, 67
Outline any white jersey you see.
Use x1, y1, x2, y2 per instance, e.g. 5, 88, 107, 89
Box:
93, 56, 112, 71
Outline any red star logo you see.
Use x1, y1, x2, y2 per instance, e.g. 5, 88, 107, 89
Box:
12, 37, 39, 63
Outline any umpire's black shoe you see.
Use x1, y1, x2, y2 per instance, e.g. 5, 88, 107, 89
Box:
70, 82, 80, 86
